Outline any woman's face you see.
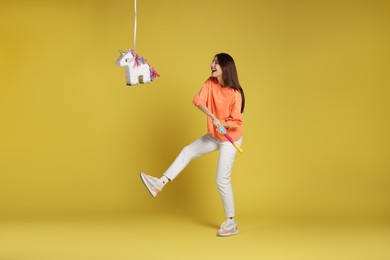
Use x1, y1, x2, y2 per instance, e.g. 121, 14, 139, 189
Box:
210, 57, 223, 79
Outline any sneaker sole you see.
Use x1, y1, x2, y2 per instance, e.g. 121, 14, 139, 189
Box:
217, 230, 239, 237
140, 172, 157, 198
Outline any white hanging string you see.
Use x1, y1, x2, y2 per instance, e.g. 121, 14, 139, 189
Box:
133, 0, 137, 50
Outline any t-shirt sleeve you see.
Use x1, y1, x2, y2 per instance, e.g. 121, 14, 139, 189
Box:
193, 79, 210, 107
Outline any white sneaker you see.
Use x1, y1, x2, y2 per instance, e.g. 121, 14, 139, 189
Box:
140, 172, 161, 197
217, 219, 239, 237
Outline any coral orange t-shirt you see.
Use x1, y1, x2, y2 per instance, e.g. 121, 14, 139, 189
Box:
193, 77, 243, 141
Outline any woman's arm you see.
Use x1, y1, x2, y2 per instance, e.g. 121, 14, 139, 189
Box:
197, 103, 215, 119
197, 103, 230, 129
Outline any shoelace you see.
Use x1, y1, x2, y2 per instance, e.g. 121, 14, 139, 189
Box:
147, 176, 161, 190
220, 221, 228, 229
220, 220, 236, 230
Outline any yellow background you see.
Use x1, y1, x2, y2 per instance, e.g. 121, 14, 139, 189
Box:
1, 0, 389, 219
0, 0, 390, 259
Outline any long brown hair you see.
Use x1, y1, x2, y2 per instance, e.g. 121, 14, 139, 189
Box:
215, 53, 245, 113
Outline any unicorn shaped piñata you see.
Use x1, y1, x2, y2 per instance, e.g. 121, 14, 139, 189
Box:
116, 49, 159, 86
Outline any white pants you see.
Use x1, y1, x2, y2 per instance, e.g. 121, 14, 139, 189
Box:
163, 134, 242, 218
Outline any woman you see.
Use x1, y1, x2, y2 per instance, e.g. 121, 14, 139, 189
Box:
141, 53, 245, 237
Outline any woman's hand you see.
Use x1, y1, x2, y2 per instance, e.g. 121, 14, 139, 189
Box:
212, 118, 222, 128
214, 120, 231, 135
213, 118, 227, 135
